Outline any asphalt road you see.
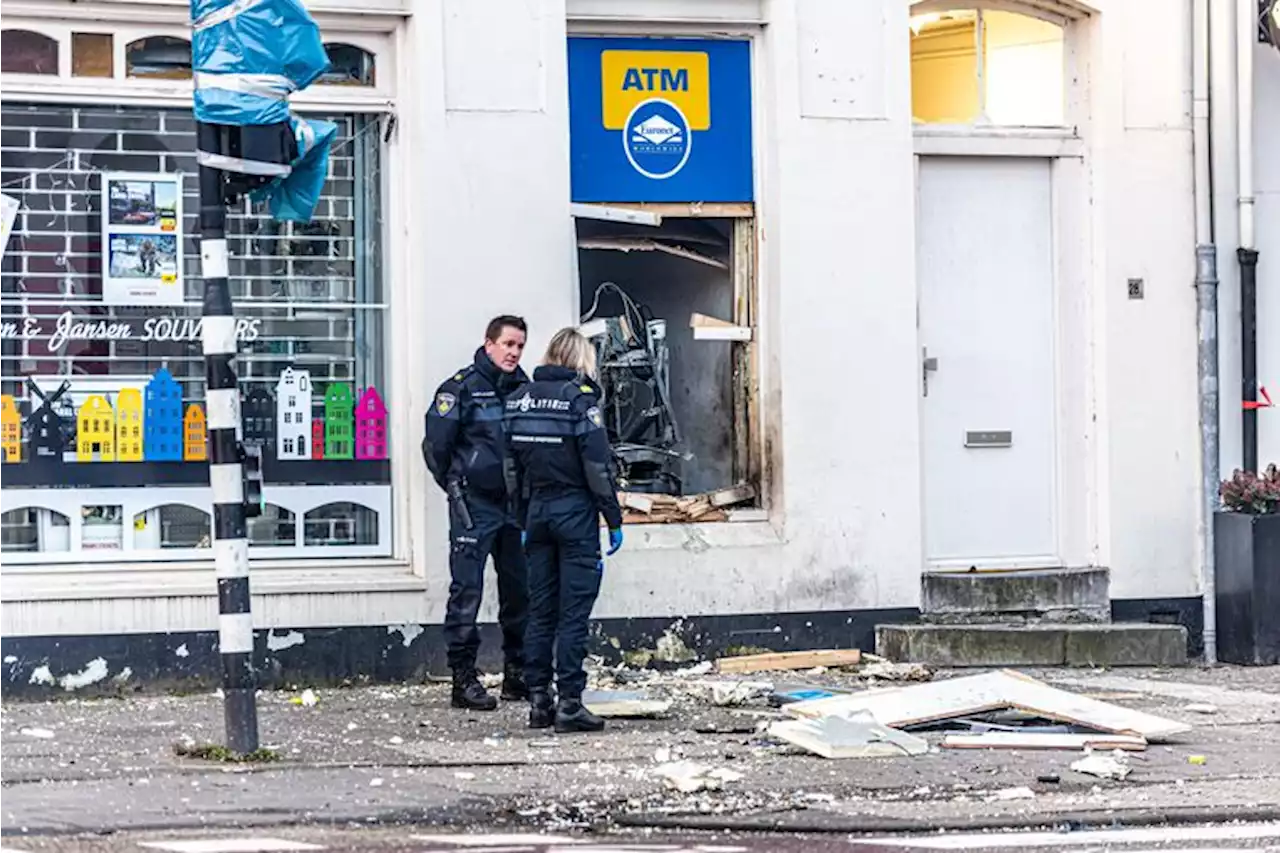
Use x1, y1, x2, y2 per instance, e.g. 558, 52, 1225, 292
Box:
3, 822, 1280, 853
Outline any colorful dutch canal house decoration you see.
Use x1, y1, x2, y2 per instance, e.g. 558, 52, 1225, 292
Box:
1, 394, 21, 463
27, 379, 70, 459
116, 388, 144, 461
355, 387, 387, 460
77, 395, 116, 462
276, 368, 312, 460
144, 368, 183, 461
243, 386, 275, 448
311, 417, 325, 460
183, 403, 208, 461
324, 383, 354, 460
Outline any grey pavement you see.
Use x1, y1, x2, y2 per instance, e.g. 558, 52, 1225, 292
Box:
2, 665, 1279, 843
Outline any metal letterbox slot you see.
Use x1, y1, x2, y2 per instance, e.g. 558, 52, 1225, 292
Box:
965, 430, 1013, 448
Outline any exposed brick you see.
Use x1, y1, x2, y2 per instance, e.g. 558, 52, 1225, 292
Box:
1, 129, 31, 148
1, 106, 73, 129
34, 130, 118, 151
78, 152, 162, 172
1, 151, 76, 171
77, 110, 160, 131
121, 133, 176, 152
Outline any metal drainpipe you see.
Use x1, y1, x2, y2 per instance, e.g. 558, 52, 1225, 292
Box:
1237, 0, 1259, 473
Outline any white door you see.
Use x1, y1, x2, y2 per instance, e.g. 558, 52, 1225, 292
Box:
917, 156, 1058, 566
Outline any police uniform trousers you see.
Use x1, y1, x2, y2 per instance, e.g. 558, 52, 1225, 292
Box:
444, 492, 528, 672
522, 491, 604, 700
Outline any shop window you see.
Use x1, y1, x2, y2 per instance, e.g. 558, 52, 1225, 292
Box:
134, 504, 210, 549
320, 43, 376, 86
72, 33, 114, 78
910, 9, 1065, 126
1, 508, 70, 553
248, 504, 297, 547
125, 36, 192, 80
1, 104, 390, 563
577, 217, 756, 506
1, 30, 59, 75
304, 502, 377, 546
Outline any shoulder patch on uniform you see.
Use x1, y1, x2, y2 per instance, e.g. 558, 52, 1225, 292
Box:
580, 385, 593, 394
454, 373, 464, 381
436, 392, 457, 415
586, 406, 604, 428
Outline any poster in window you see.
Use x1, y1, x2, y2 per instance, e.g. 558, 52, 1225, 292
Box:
100, 172, 185, 306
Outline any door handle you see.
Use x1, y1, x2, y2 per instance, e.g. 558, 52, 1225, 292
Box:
922, 347, 939, 397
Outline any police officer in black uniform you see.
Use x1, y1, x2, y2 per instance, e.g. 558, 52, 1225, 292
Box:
423, 316, 531, 711
504, 327, 624, 734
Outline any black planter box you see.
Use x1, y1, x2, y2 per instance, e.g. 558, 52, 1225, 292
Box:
1214, 511, 1280, 665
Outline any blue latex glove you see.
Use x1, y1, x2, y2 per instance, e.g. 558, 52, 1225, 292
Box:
520, 531, 528, 548
606, 527, 624, 556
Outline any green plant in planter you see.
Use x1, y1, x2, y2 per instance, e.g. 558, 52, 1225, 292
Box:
1219, 464, 1280, 514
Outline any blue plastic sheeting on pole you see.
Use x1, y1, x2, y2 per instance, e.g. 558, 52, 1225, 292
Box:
191, 0, 336, 222
253, 117, 339, 223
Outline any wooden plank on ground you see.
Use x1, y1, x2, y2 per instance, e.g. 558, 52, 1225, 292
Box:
717, 648, 862, 674
620, 493, 654, 513
784, 670, 1192, 743
942, 732, 1148, 752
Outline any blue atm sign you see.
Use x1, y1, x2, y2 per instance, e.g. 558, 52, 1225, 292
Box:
567, 37, 753, 203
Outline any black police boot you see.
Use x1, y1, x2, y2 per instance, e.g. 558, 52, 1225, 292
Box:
500, 662, 529, 702
554, 697, 605, 734
528, 688, 555, 729
450, 668, 498, 711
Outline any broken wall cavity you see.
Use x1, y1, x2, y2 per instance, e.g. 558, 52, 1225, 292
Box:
577, 219, 736, 495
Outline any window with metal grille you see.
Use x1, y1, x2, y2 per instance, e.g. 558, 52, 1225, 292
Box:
0, 102, 389, 559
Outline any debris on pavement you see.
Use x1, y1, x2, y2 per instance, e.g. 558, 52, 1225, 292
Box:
988, 785, 1036, 801
769, 684, 848, 707
942, 732, 1148, 752
581, 690, 672, 718
1070, 748, 1133, 780
860, 661, 934, 682
290, 688, 319, 707
1186, 703, 1220, 715
784, 669, 1192, 742
19, 727, 54, 739
1189, 754, 1208, 765
654, 760, 744, 793
768, 709, 930, 759
716, 648, 862, 674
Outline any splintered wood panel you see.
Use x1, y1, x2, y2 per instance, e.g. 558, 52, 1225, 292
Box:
785, 670, 1192, 742
785, 670, 1013, 723
942, 732, 1148, 752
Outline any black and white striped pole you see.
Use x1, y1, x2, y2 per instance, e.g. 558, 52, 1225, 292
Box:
197, 127, 258, 754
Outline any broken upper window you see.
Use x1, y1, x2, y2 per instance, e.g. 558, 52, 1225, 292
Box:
320, 43, 376, 86
125, 36, 193, 80
1, 30, 59, 75
910, 9, 1065, 127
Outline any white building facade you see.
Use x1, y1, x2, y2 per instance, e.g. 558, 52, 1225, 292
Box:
1, 0, 1276, 690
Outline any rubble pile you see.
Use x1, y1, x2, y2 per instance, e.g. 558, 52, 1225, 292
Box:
618, 484, 756, 524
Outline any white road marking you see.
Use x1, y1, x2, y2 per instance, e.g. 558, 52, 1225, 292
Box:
139, 840, 325, 853
409, 836, 585, 847
869, 822, 1280, 849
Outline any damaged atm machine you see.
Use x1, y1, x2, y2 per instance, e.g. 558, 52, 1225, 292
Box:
566, 36, 760, 524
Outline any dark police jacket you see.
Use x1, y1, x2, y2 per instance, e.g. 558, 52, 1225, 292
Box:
502, 365, 624, 530
422, 348, 529, 500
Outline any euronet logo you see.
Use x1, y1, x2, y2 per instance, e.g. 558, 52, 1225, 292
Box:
601, 50, 710, 181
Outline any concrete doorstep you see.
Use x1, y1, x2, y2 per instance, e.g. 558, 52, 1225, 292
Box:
876, 623, 1190, 668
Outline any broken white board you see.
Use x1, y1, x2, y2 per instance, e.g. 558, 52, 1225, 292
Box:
942, 732, 1148, 752
581, 689, 671, 718
769, 709, 929, 759
785, 669, 1190, 742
